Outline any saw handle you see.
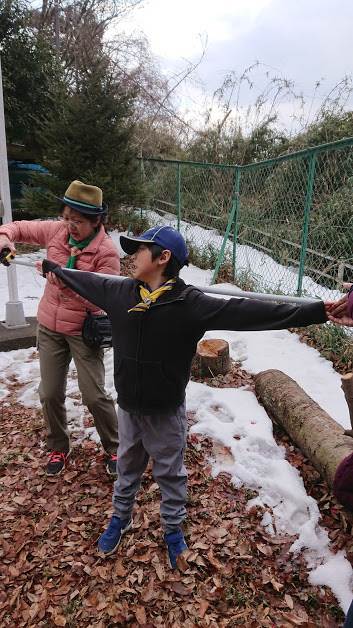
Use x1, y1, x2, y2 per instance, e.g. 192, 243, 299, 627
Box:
0, 247, 15, 267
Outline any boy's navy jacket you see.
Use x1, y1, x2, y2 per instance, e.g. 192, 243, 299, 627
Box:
43, 261, 327, 415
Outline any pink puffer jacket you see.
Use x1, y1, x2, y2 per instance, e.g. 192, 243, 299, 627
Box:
0, 220, 120, 335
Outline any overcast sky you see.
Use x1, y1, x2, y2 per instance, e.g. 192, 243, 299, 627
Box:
120, 0, 353, 132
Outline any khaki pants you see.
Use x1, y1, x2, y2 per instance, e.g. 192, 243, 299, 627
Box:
38, 324, 118, 454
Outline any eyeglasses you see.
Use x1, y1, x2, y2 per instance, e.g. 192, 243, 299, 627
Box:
68, 219, 87, 226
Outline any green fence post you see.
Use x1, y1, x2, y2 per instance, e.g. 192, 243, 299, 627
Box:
232, 167, 241, 280
176, 162, 181, 231
297, 152, 317, 296
212, 184, 239, 284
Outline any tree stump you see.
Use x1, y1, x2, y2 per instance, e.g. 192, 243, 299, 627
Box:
192, 339, 231, 378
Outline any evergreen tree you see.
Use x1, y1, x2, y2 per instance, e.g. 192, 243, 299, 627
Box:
22, 59, 140, 216
1, 0, 62, 156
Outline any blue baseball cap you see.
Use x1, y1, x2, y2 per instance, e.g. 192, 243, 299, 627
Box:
120, 226, 189, 266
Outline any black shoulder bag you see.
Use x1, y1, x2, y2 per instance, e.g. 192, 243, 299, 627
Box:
82, 311, 112, 350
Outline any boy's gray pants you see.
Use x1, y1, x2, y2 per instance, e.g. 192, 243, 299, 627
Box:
113, 404, 187, 534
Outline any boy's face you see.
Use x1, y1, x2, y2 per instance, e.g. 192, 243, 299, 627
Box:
131, 244, 170, 282
131, 244, 158, 281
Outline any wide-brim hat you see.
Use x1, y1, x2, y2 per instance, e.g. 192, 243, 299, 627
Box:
120, 225, 189, 266
58, 180, 106, 215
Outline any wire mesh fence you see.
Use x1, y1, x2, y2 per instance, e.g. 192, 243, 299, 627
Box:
138, 137, 353, 301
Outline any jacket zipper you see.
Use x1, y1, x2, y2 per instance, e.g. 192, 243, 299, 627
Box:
132, 291, 188, 410
134, 314, 143, 411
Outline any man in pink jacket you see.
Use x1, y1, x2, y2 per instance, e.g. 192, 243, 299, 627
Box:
0, 180, 119, 477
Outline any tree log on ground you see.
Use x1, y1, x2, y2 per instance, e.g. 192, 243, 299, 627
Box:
254, 369, 353, 490
192, 339, 230, 378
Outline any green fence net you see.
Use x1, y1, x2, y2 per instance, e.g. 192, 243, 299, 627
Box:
139, 137, 353, 301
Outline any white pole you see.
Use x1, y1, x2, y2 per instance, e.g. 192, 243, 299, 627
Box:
0, 55, 27, 328
7, 260, 319, 305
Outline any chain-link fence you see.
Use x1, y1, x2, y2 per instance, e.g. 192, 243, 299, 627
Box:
138, 137, 353, 301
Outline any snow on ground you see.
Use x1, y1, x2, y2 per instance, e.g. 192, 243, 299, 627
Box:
0, 228, 353, 610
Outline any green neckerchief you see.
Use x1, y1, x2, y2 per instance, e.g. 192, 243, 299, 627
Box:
66, 231, 98, 269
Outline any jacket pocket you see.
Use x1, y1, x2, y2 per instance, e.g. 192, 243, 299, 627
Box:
140, 360, 183, 410
115, 356, 139, 402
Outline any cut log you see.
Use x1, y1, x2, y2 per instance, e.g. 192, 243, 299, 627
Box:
341, 373, 353, 437
254, 369, 353, 489
192, 339, 230, 378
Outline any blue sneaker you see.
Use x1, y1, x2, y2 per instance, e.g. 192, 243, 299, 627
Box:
98, 516, 132, 556
164, 529, 188, 569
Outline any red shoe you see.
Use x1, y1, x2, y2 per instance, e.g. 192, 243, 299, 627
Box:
46, 451, 69, 476
105, 453, 118, 478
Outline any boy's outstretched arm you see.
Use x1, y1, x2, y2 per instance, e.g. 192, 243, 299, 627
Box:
189, 290, 327, 333
42, 260, 123, 314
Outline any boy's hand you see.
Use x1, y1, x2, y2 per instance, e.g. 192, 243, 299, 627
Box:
42, 259, 60, 275
40, 259, 65, 287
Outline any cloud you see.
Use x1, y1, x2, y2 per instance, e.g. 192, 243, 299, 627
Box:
200, 0, 353, 98
120, 0, 273, 59
119, 0, 353, 130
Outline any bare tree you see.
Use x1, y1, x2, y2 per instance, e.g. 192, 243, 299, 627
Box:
29, 0, 144, 83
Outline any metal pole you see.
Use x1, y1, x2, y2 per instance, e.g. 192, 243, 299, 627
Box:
212, 178, 239, 283
297, 152, 317, 296
176, 162, 181, 231
232, 167, 241, 280
7, 259, 319, 304
0, 56, 27, 328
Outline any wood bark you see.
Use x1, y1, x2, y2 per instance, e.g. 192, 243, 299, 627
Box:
341, 373, 353, 436
192, 339, 230, 378
254, 369, 353, 487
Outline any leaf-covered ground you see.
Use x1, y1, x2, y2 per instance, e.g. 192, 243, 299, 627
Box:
0, 258, 349, 626
0, 363, 347, 628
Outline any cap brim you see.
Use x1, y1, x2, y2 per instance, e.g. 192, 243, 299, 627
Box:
119, 234, 154, 255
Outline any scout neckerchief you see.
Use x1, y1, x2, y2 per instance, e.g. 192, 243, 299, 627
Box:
66, 231, 97, 269
128, 278, 176, 313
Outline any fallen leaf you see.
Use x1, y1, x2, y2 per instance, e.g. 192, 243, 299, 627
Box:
271, 578, 283, 592
53, 616, 67, 627
135, 606, 147, 624
199, 599, 209, 618
13, 495, 27, 505
285, 593, 294, 609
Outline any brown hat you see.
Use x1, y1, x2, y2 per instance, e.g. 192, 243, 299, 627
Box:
60, 180, 106, 215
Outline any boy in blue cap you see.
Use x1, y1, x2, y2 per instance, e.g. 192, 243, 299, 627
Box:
40, 225, 328, 568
